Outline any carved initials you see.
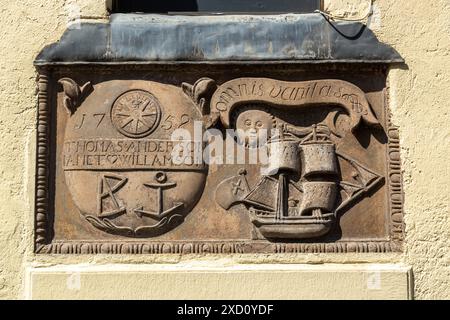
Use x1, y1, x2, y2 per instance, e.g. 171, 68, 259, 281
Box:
97, 174, 127, 218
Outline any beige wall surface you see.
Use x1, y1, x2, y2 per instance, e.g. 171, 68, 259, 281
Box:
0, 0, 448, 299
26, 264, 413, 300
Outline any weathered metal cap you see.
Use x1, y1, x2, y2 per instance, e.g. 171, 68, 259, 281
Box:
35, 13, 403, 65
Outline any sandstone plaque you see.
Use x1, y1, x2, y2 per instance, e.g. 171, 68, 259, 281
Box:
34, 15, 404, 254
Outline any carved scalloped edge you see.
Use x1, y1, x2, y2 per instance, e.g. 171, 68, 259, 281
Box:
37, 241, 397, 254
35, 70, 50, 252
34, 69, 404, 254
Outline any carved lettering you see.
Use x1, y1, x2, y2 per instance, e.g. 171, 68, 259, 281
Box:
210, 78, 380, 130
178, 114, 191, 128
63, 139, 204, 171
74, 114, 86, 129
93, 113, 106, 127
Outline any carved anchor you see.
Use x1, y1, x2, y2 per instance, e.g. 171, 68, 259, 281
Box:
134, 172, 183, 220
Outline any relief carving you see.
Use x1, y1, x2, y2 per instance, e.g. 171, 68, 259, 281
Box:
110, 90, 162, 138
35, 70, 403, 254
209, 78, 380, 131
33, 8, 405, 254
182, 77, 217, 128
58, 78, 93, 115
213, 78, 384, 239
61, 81, 207, 237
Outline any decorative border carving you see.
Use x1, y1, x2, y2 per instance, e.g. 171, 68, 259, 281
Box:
35, 69, 51, 253
385, 87, 405, 251
34, 68, 404, 254
37, 241, 394, 254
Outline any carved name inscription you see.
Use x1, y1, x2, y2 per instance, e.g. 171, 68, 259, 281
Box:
63, 139, 203, 170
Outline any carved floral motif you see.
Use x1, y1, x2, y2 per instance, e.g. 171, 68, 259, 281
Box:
58, 78, 92, 115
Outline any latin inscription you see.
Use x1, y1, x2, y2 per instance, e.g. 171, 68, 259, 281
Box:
210, 78, 380, 129
37, 74, 401, 251
214, 80, 364, 113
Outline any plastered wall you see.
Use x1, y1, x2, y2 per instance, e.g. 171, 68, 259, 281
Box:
0, 0, 448, 299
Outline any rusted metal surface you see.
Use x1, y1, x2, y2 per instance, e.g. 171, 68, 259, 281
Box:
35, 14, 403, 65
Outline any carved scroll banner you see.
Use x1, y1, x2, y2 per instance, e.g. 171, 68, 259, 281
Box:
210, 78, 380, 131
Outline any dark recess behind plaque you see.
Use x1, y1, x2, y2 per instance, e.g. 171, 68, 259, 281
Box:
106, 0, 321, 14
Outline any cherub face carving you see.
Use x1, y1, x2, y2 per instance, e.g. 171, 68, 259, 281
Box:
235, 109, 272, 147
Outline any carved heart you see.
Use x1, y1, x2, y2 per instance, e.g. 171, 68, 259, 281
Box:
107, 155, 118, 164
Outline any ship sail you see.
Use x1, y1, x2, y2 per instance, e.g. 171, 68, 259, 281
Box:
243, 176, 278, 211
336, 152, 384, 213
299, 181, 338, 216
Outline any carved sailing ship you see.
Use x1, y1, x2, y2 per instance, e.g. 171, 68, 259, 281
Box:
33, 9, 405, 254
215, 120, 384, 240
244, 125, 339, 239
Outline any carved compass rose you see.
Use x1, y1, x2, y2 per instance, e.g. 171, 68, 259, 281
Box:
111, 90, 162, 138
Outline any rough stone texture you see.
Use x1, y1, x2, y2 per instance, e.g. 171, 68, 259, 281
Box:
324, 0, 373, 20
377, 0, 450, 300
326, 0, 450, 300
0, 0, 448, 299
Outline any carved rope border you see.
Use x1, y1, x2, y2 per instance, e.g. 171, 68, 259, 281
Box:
35, 69, 50, 252
34, 69, 405, 254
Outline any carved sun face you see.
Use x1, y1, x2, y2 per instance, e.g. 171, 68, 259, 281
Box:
235, 109, 272, 147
